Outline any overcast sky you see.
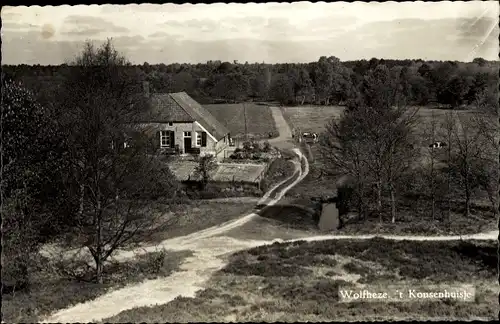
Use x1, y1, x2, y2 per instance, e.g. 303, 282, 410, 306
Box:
2, 2, 499, 64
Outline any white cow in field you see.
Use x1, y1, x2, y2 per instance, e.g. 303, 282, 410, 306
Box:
302, 132, 319, 143
428, 141, 447, 149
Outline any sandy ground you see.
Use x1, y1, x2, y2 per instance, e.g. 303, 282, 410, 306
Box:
41, 148, 309, 323
267, 106, 295, 150
39, 108, 498, 323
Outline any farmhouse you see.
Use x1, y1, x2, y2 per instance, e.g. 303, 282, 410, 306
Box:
139, 82, 231, 161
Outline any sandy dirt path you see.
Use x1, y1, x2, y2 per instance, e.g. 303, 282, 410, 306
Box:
40, 108, 498, 323
41, 149, 309, 323
267, 106, 295, 150
42, 225, 498, 323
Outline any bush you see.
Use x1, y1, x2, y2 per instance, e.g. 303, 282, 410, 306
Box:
242, 141, 252, 152
252, 153, 262, 160
263, 141, 272, 152
222, 257, 313, 277
251, 141, 262, 153
336, 183, 356, 216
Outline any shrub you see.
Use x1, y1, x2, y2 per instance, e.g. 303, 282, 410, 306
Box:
193, 154, 217, 189
242, 141, 252, 152
252, 153, 262, 160
262, 141, 272, 152
251, 141, 262, 153
336, 183, 355, 216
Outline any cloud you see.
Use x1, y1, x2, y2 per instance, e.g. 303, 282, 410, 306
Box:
62, 28, 104, 37
247, 17, 302, 40
1, 30, 144, 65
226, 16, 266, 26
162, 19, 222, 34
456, 16, 498, 39
1, 21, 40, 30
61, 15, 129, 36
148, 31, 173, 38
111, 35, 145, 46
1, 8, 21, 19
2, 30, 82, 65
2, 4, 498, 65
100, 4, 195, 14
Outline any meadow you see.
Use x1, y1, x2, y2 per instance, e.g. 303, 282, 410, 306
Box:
205, 103, 278, 140
168, 160, 267, 183
282, 105, 497, 235
281, 105, 346, 134
2, 199, 256, 323
100, 238, 496, 322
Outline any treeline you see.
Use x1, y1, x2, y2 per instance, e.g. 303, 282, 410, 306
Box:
3, 57, 498, 108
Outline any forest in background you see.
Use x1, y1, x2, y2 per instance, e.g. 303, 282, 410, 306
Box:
3, 57, 498, 109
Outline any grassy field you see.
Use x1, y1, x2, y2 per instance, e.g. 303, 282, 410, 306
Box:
2, 250, 193, 323
282, 105, 345, 134
282, 105, 487, 139
281, 105, 497, 235
282, 142, 497, 235
143, 200, 257, 244
260, 157, 296, 193
168, 160, 267, 183
205, 103, 278, 140
101, 238, 496, 322
3, 199, 257, 323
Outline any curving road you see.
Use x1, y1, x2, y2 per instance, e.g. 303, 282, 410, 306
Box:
40, 107, 498, 323
266, 106, 295, 150
41, 148, 310, 323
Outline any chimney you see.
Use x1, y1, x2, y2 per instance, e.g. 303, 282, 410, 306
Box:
142, 81, 150, 98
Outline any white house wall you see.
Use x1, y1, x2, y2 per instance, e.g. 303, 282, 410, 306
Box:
138, 122, 220, 154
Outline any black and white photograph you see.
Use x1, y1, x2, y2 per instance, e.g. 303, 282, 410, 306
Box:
1, 1, 499, 322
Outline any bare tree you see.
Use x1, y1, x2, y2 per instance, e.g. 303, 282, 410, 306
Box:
320, 112, 372, 219
322, 64, 419, 223
442, 110, 455, 222
55, 40, 177, 283
447, 112, 497, 218
422, 110, 439, 220
381, 107, 420, 223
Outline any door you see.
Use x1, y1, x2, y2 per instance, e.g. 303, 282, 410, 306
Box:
184, 137, 192, 153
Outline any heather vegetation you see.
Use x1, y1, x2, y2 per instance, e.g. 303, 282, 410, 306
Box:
1, 37, 498, 322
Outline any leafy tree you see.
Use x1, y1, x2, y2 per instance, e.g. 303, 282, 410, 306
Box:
360, 64, 396, 110
322, 67, 419, 222
193, 154, 218, 189
312, 56, 334, 105
438, 74, 470, 108
270, 74, 293, 105
1, 78, 69, 292
53, 39, 178, 283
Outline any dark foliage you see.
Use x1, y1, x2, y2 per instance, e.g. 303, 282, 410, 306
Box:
3, 58, 498, 109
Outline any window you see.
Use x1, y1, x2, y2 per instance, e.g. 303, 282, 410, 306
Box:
160, 130, 170, 147
168, 122, 173, 126
183, 131, 191, 137
196, 131, 202, 146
